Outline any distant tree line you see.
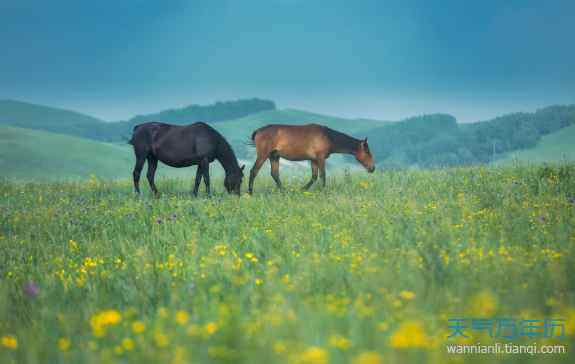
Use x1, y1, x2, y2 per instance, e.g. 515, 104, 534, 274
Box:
128, 98, 276, 126
366, 105, 575, 167
89, 98, 276, 142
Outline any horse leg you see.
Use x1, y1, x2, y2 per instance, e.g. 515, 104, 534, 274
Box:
200, 158, 211, 196
302, 160, 318, 190
146, 156, 159, 196
132, 156, 146, 194
269, 153, 282, 189
192, 164, 203, 197
318, 158, 327, 188
248, 156, 267, 194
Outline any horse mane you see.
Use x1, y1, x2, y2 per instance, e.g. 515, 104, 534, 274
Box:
322, 126, 360, 153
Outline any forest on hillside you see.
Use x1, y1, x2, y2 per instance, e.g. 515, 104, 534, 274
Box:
366, 105, 575, 167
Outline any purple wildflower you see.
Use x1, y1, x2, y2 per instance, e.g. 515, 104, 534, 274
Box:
23, 282, 39, 298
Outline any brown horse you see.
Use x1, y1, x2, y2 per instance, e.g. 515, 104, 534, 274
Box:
248, 124, 375, 193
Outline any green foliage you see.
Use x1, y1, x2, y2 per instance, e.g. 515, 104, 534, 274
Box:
1, 165, 574, 363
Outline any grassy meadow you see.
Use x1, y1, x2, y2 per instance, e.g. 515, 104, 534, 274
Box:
1, 165, 574, 363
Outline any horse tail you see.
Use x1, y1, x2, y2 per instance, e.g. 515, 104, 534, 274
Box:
251, 125, 270, 142
128, 124, 144, 145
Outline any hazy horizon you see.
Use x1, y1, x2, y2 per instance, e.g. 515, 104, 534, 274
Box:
1, 0, 574, 123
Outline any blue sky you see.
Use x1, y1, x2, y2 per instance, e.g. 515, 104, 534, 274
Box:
1, 0, 574, 122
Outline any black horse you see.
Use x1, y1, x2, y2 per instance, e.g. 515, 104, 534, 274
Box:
129, 122, 244, 196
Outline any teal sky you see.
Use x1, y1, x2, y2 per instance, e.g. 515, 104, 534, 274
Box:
1, 0, 574, 122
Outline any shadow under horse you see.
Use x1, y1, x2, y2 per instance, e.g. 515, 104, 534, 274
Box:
248, 123, 375, 194
129, 122, 244, 196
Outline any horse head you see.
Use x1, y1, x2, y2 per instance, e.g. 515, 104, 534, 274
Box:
224, 165, 245, 195
355, 138, 375, 173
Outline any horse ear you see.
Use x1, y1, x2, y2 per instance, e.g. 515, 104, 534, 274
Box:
240, 164, 245, 171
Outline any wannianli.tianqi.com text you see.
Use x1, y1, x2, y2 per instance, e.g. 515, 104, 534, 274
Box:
446, 343, 567, 355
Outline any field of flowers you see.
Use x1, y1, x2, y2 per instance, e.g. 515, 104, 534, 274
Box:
1, 164, 574, 364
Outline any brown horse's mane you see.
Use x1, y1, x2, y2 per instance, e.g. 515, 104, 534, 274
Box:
322, 126, 361, 153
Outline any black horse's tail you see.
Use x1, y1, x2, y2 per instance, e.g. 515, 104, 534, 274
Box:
127, 124, 143, 145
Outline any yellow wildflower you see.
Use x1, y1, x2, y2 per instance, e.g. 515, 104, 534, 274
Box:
68, 239, 78, 251
562, 307, 575, 336
299, 346, 328, 364
1, 335, 18, 349
273, 341, 286, 354
132, 321, 145, 334
204, 322, 218, 336
122, 338, 135, 351
90, 310, 122, 337
329, 334, 351, 350
175, 310, 189, 325
58, 338, 71, 351
399, 290, 416, 300
389, 320, 430, 349
154, 330, 169, 348
469, 290, 497, 316
158, 307, 168, 318
377, 322, 389, 332
353, 351, 382, 364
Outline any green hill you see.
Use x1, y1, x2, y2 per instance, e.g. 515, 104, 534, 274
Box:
0, 126, 135, 180
496, 124, 575, 164
0, 99, 119, 140
0, 126, 239, 181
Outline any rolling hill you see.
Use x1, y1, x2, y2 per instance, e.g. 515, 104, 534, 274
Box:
496, 124, 575, 164
0, 126, 134, 180
2, 99, 575, 181
0, 126, 246, 181
0, 99, 117, 140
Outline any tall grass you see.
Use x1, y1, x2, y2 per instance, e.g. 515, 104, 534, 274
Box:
1, 164, 574, 363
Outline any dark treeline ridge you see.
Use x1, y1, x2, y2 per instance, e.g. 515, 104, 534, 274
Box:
128, 98, 276, 126
366, 105, 575, 167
